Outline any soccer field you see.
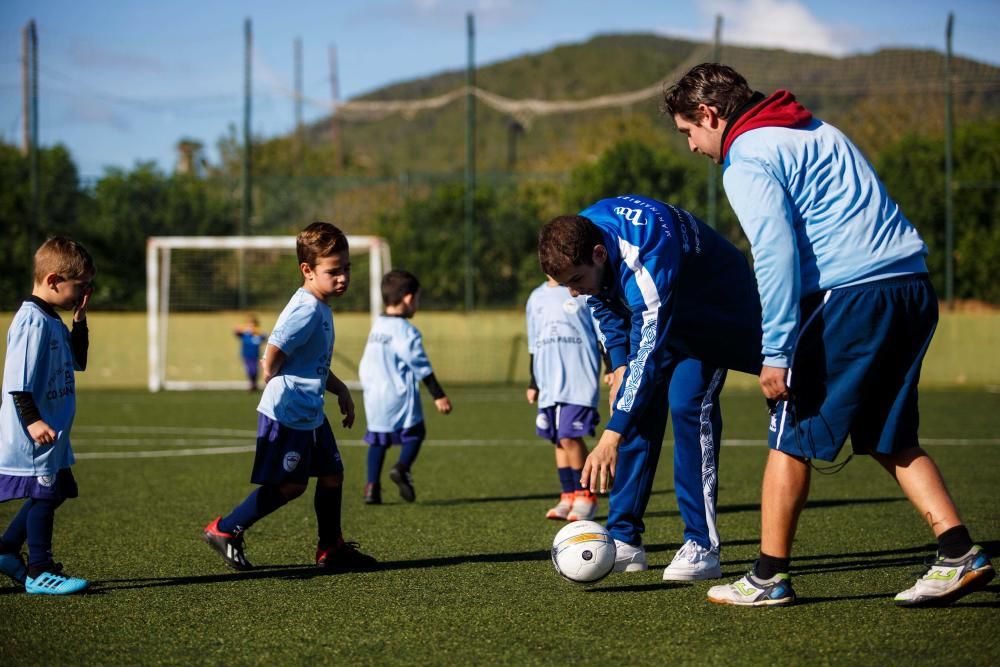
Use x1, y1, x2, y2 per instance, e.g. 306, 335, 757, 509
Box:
1, 386, 998, 665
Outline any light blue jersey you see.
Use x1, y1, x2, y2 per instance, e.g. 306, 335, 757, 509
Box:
526, 283, 601, 409
723, 120, 928, 367
0, 301, 80, 475
359, 315, 435, 432
257, 288, 334, 430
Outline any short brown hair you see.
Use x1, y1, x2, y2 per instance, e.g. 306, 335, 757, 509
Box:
661, 63, 755, 122
538, 215, 604, 277
33, 236, 95, 285
381, 270, 420, 307
297, 222, 349, 266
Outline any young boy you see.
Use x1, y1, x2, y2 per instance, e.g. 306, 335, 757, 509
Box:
234, 314, 267, 391
359, 270, 451, 505
525, 277, 601, 522
0, 236, 95, 595
203, 222, 376, 571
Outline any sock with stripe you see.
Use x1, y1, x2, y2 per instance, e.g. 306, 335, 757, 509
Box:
937, 524, 974, 559
367, 445, 388, 485
218, 485, 288, 534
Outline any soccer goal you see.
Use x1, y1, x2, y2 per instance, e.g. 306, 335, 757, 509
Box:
146, 235, 391, 392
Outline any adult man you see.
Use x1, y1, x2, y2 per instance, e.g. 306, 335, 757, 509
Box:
663, 63, 993, 606
538, 195, 762, 581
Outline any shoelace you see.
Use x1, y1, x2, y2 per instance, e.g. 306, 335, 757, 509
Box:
676, 540, 701, 562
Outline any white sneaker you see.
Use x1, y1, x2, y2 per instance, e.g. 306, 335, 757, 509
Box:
613, 539, 648, 572
894, 545, 995, 607
662, 539, 723, 581
545, 493, 574, 520
566, 491, 597, 521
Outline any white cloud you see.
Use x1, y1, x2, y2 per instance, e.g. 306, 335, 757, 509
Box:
699, 0, 849, 56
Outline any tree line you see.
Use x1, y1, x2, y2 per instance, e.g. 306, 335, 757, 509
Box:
1, 120, 996, 311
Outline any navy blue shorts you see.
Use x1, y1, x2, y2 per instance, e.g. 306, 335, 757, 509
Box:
535, 404, 599, 445
769, 274, 937, 462
250, 413, 344, 485
364, 421, 426, 448
0, 468, 78, 503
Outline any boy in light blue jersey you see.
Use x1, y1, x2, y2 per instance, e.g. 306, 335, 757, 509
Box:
359, 270, 451, 504
666, 63, 993, 607
203, 222, 376, 572
525, 278, 602, 522
0, 237, 95, 595
539, 195, 763, 581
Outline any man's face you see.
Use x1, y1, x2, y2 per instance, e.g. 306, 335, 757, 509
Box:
673, 108, 725, 164
548, 245, 608, 297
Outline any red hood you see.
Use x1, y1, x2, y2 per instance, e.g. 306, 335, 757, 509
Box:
721, 90, 813, 159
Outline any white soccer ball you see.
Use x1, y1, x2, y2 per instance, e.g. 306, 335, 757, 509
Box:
551, 520, 616, 584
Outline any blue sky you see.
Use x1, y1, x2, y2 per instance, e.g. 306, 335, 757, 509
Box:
2, 0, 997, 176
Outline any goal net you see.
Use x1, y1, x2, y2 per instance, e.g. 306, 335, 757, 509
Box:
146, 235, 391, 391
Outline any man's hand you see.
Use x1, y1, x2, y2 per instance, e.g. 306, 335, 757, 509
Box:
607, 366, 625, 413
759, 365, 789, 401
526, 387, 538, 404
28, 420, 57, 446
435, 397, 453, 414
580, 429, 623, 494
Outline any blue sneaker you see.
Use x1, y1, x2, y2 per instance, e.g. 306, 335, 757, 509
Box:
25, 569, 89, 595
0, 552, 27, 585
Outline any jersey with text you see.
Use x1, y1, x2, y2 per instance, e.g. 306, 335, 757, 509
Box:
526, 283, 601, 409
359, 315, 435, 432
257, 288, 334, 430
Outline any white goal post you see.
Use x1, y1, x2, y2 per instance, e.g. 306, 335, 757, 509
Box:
146, 235, 391, 392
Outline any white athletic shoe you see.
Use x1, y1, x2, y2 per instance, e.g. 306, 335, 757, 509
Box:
707, 570, 795, 607
613, 539, 648, 572
894, 545, 995, 607
566, 491, 598, 522
662, 539, 723, 581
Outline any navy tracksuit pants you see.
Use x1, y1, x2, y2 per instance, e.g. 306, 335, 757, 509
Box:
606, 356, 726, 549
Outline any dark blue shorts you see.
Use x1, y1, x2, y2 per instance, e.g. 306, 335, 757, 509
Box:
769, 274, 937, 462
535, 404, 599, 445
250, 413, 344, 485
364, 421, 426, 448
0, 468, 78, 503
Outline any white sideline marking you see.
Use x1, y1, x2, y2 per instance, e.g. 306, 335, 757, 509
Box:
71, 436, 1000, 460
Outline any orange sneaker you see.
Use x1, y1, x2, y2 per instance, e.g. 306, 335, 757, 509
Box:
545, 492, 575, 520
567, 490, 598, 521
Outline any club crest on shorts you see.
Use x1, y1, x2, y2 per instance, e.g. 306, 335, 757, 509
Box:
536, 412, 550, 430
283, 451, 302, 472
37, 474, 54, 487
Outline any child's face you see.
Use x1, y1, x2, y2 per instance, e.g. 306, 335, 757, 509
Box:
302, 251, 351, 301
45, 272, 94, 311
402, 291, 420, 317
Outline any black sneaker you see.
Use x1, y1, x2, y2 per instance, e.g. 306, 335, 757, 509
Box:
364, 483, 382, 505
316, 540, 378, 571
388, 464, 416, 502
202, 516, 253, 571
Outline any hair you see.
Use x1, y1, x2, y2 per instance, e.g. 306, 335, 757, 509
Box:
33, 236, 95, 285
296, 221, 349, 266
381, 269, 420, 307
538, 215, 604, 277
661, 63, 755, 122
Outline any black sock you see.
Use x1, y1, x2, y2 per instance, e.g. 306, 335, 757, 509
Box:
937, 525, 973, 559
755, 552, 791, 580
314, 485, 343, 550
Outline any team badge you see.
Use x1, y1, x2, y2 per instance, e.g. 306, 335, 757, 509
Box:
283, 451, 302, 472
562, 299, 580, 315
37, 475, 55, 487
536, 413, 550, 430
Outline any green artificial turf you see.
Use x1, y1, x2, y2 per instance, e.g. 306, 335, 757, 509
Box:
0, 386, 997, 665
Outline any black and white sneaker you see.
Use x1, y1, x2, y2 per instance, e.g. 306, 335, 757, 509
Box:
202, 517, 253, 571
388, 464, 416, 502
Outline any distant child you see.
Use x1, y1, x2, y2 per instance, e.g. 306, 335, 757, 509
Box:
202, 222, 376, 571
359, 270, 451, 504
0, 237, 95, 595
525, 277, 602, 522
234, 314, 267, 391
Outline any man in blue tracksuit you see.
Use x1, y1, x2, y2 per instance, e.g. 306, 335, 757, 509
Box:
664, 63, 994, 607
538, 195, 762, 580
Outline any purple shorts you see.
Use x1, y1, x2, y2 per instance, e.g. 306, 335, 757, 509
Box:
364, 421, 426, 448
535, 404, 599, 445
0, 468, 78, 503
250, 413, 344, 485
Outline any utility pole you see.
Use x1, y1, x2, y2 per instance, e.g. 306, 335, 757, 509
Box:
294, 36, 303, 162
240, 17, 252, 309
944, 12, 955, 308
21, 24, 29, 156
707, 14, 722, 229
328, 44, 343, 172
464, 12, 476, 311
23, 20, 39, 249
